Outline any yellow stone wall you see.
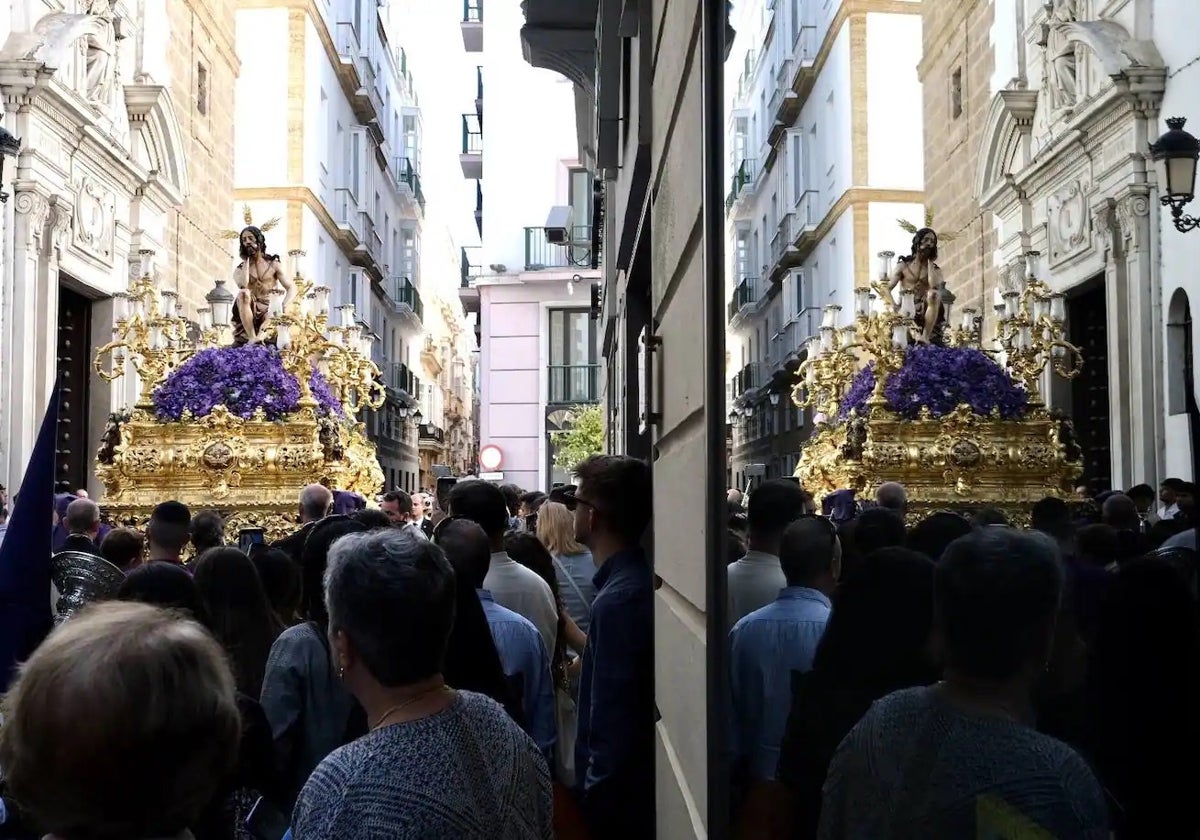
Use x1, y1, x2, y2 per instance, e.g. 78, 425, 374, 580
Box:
918, 0, 996, 314
164, 0, 240, 313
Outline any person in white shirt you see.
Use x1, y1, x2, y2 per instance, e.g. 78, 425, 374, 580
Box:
727, 479, 815, 625
447, 480, 558, 657
1158, 478, 1185, 521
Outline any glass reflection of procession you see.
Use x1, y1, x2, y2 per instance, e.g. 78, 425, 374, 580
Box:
90, 208, 386, 554
792, 220, 1085, 521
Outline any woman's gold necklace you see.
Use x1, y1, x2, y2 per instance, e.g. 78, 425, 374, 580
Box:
371, 685, 454, 730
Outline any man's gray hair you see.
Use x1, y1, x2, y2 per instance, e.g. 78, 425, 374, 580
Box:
324, 528, 457, 687
64, 498, 100, 534
875, 482, 907, 512
298, 484, 333, 522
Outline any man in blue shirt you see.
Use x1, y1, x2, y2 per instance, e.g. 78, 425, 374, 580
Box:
566, 455, 654, 838
434, 519, 555, 759
730, 515, 840, 783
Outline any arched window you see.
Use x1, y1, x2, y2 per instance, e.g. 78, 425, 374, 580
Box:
1168, 288, 1194, 415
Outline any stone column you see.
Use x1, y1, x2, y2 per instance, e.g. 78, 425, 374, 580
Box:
1115, 185, 1162, 485
2, 183, 54, 491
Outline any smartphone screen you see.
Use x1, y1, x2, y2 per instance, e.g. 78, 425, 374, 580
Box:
238, 528, 265, 555
244, 796, 290, 840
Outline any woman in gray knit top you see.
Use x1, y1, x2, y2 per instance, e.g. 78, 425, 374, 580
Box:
291, 529, 552, 839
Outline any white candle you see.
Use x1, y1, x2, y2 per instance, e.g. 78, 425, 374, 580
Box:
900, 290, 916, 318
314, 286, 332, 315
1049, 294, 1066, 322
339, 304, 356, 327
1004, 291, 1019, 320
854, 287, 871, 317
198, 307, 212, 331
277, 322, 292, 350
892, 324, 909, 348
877, 251, 895, 280
820, 326, 834, 352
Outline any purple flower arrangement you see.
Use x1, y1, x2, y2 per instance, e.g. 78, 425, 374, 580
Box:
153, 344, 343, 421
839, 344, 1028, 420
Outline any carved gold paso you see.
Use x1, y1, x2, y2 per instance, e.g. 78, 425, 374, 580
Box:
796, 404, 1082, 522
97, 404, 384, 543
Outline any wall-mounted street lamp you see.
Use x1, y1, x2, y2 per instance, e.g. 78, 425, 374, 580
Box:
769, 392, 781, 407
1152, 117, 1200, 539
1150, 117, 1200, 233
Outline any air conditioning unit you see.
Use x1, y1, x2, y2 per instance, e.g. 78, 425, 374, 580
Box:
544, 206, 575, 244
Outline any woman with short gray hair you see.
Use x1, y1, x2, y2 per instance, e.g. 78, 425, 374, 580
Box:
291, 529, 552, 839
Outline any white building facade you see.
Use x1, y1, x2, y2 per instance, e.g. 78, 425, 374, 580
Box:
0, 0, 236, 496
234, 0, 428, 493
968, 0, 1194, 488
725, 0, 925, 487
459, 0, 601, 492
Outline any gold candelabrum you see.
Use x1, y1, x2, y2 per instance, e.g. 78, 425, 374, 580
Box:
790, 250, 1084, 416
94, 249, 386, 416
991, 251, 1084, 404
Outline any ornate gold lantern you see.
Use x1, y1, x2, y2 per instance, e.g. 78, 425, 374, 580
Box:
94, 239, 386, 542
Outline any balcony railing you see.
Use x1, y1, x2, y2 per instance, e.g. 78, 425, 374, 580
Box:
768, 59, 792, 118
548, 364, 601, 404
793, 24, 817, 68
463, 0, 482, 22
770, 213, 794, 266
460, 246, 482, 288
524, 226, 594, 271
727, 276, 758, 322
725, 158, 757, 213
418, 423, 445, 445
334, 188, 362, 241
461, 113, 482, 155
386, 276, 423, 321
363, 214, 383, 264
335, 22, 361, 62
476, 66, 484, 123
733, 362, 761, 396
358, 58, 382, 113
397, 158, 425, 212
474, 181, 483, 237
796, 188, 820, 231
387, 362, 418, 397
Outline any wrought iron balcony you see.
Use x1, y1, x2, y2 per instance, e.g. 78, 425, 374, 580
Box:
333, 188, 362, 242
524, 225, 595, 271
418, 423, 445, 445
387, 362, 418, 399
462, 113, 482, 155
461, 0, 483, 51
385, 276, 423, 322
476, 66, 484, 125
460, 114, 482, 179
474, 181, 483, 237
548, 364, 601, 404
733, 361, 761, 396
727, 276, 758, 323
460, 247, 482, 288
397, 158, 425, 212
725, 158, 757, 215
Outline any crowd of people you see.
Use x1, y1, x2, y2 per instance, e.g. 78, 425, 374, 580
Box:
0, 457, 656, 840
725, 477, 1198, 838
2, 467, 1198, 839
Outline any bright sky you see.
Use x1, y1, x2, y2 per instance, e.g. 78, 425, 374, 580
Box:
387, 0, 480, 298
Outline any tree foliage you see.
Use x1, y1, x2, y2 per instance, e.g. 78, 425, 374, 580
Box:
551, 403, 606, 476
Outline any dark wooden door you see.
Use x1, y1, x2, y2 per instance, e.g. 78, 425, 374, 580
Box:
1068, 283, 1111, 494
56, 286, 92, 493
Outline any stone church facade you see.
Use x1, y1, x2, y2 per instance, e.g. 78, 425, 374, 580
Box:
0, 0, 237, 494
922, 0, 1197, 490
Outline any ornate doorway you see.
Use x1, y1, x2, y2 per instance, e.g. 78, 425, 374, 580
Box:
1068, 282, 1111, 494
56, 285, 92, 492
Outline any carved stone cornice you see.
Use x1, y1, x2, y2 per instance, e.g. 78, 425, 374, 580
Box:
45, 193, 74, 259
1000, 88, 1040, 127
0, 60, 54, 110
520, 7, 597, 94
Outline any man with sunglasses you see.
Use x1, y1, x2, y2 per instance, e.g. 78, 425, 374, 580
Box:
564, 455, 654, 839
728, 479, 815, 625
